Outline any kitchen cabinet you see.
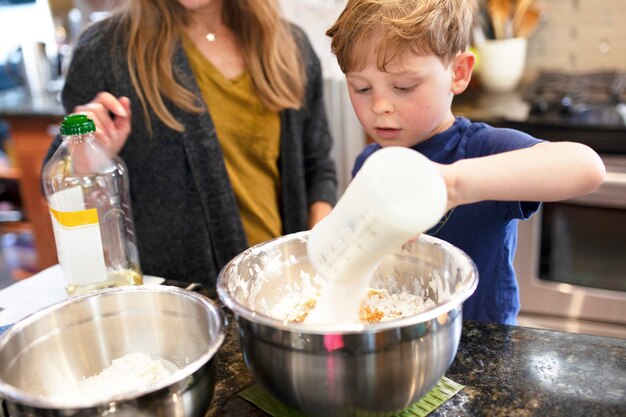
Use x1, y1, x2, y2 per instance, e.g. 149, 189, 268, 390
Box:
0, 88, 64, 273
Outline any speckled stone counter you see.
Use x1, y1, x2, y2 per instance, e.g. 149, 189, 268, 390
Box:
439, 322, 625, 416
197, 282, 625, 417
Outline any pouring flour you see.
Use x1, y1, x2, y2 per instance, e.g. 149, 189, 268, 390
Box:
306, 146, 448, 325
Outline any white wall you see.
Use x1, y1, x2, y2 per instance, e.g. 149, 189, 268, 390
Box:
0, 0, 57, 65
524, 0, 626, 77
280, 0, 364, 193
279, 0, 346, 80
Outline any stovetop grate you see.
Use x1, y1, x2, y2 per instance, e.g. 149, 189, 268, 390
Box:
526, 71, 626, 105
524, 71, 626, 128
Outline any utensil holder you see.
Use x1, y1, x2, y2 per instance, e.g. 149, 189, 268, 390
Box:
476, 37, 527, 92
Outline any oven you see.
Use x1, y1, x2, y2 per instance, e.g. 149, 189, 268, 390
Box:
514, 156, 626, 337
501, 71, 626, 338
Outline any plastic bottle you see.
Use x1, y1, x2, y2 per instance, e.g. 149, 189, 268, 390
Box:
306, 146, 448, 324
42, 114, 142, 295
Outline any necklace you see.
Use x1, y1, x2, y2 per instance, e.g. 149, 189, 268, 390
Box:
205, 32, 216, 42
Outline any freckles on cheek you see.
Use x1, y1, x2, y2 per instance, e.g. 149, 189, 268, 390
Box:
402, 102, 430, 122
353, 109, 370, 132
412, 96, 441, 119
418, 105, 437, 120
348, 96, 370, 126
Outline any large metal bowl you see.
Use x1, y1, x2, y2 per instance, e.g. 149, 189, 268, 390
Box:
0, 285, 225, 417
217, 231, 478, 417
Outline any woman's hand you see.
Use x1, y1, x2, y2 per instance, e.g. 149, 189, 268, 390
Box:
72, 92, 132, 155
308, 201, 333, 229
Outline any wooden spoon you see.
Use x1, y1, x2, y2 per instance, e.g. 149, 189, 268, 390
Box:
512, 0, 532, 35
515, 4, 541, 38
487, 0, 513, 39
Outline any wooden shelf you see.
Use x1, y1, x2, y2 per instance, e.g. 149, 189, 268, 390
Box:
0, 220, 32, 234
1, 116, 62, 271
0, 167, 22, 180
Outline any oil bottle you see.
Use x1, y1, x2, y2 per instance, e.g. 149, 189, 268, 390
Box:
42, 114, 142, 295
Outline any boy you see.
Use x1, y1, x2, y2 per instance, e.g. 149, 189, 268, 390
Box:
326, 0, 605, 324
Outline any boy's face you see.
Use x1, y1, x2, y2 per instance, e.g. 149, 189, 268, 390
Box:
346, 50, 457, 148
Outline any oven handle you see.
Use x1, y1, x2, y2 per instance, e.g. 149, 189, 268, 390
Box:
565, 170, 626, 208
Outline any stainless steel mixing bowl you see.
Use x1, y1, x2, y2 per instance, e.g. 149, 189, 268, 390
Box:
0, 285, 225, 417
217, 231, 478, 417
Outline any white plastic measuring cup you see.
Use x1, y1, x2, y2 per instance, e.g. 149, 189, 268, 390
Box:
306, 146, 448, 325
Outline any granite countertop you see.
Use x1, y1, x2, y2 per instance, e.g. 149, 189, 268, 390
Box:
0, 87, 65, 118
190, 283, 625, 417
1, 276, 623, 416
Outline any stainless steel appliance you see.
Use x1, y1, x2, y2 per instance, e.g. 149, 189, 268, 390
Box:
505, 71, 626, 338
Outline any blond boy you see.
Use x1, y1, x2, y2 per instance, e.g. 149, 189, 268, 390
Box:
327, 0, 605, 324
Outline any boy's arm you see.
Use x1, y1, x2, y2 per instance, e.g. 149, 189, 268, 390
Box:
439, 141, 606, 210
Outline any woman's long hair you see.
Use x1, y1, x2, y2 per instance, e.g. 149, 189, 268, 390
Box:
113, 0, 305, 134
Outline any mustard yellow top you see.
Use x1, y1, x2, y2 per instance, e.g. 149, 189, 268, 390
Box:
182, 36, 282, 246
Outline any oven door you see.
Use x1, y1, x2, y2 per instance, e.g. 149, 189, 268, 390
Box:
515, 156, 626, 326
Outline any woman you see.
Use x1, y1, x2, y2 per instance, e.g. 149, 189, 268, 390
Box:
44, 0, 337, 285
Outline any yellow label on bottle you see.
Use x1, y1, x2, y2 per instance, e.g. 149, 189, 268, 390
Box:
49, 206, 99, 228
48, 187, 108, 287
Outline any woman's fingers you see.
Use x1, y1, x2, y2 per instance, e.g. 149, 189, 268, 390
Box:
95, 92, 128, 118
72, 93, 132, 154
114, 96, 132, 143
74, 103, 115, 139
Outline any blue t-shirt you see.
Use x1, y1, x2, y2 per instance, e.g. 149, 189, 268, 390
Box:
352, 117, 544, 325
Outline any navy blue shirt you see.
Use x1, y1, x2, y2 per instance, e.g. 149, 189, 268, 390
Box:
352, 117, 543, 324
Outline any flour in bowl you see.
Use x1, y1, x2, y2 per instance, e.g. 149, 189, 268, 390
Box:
360, 288, 435, 322
270, 287, 435, 324
50, 352, 178, 403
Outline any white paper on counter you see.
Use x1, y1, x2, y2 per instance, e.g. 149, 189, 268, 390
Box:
0, 264, 164, 327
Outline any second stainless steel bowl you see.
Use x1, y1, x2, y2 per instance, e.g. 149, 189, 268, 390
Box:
217, 231, 478, 417
0, 285, 225, 417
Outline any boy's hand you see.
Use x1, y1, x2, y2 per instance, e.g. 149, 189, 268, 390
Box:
72, 92, 132, 155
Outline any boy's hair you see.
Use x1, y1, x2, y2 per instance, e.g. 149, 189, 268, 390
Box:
327, 0, 473, 73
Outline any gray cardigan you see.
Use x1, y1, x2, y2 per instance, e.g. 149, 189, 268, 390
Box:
44, 19, 337, 285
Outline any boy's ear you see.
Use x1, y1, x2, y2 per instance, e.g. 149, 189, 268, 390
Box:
450, 51, 475, 95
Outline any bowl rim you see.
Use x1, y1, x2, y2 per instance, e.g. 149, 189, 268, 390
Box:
0, 285, 226, 409
217, 231, 478, 334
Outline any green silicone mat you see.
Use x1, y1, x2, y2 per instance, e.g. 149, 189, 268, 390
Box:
239, 376, 464, 417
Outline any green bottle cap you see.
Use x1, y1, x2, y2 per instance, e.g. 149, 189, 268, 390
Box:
60, 114, 96, 136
